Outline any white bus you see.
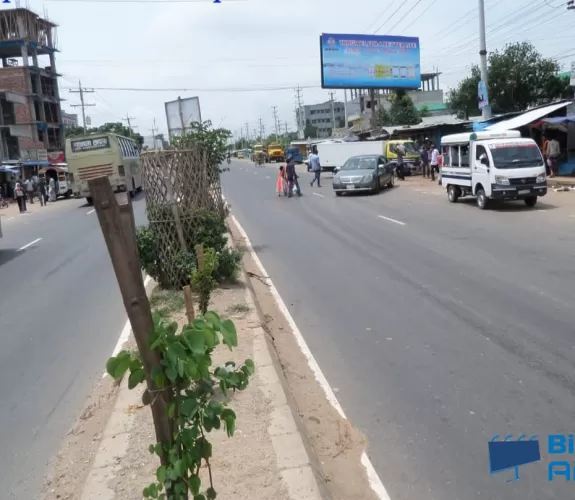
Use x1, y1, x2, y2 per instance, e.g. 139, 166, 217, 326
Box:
65, 133, 143, 205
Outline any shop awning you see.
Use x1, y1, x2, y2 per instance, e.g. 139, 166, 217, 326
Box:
485, 101, 571, 132
542, 114, 575, 125
0, 165, 19, 174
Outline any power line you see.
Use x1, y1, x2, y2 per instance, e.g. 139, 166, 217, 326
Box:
387, 0, 423, 33
60, 84, 320, 92
373, 1, 405, 33
365, 0, 399, 33
398, 0, 438, 34
69, 80, 95, 133
47, 0, 246, 2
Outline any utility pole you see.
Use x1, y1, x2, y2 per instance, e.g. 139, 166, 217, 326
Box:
69, 80, 95, 134
150, 118, 159, 149
244, 121, 249, 143
369, 89, 377, 130
328, 91, 336, 131
294, 86, 304, 139
123, 112, 136, 138
272, 106, 279, 142
478, 0, 492, 119
258, 117, 264, 141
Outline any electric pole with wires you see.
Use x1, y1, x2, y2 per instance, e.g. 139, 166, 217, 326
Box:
69, 80, 95, 134
294, 86, 304, 139
122, 113, 136, 138
328, 91, 336, 131
272, 106, 280, 142
478, 0, 492, 119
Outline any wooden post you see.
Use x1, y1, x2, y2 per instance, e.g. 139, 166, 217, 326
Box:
88, 176, 174, 466
183, 285, 195, 324
162, 163, 188, 253
196, 243, 205, 271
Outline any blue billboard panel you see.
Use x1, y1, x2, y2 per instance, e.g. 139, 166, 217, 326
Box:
320, 33, 421, 90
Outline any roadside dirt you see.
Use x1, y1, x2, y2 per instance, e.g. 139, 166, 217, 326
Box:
42, 376, 120, 500
227, 218, 379, 500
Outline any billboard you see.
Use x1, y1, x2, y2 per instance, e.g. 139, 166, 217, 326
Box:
320, 33, 421, 90
165, 96, 202, 139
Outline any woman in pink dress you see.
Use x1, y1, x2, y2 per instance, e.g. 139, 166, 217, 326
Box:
276, 165, 287, 196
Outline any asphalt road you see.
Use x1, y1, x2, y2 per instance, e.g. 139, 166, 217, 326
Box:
223, 160, 575, 500
0, 195, 147, 499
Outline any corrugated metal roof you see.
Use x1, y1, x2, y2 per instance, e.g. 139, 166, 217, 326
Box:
485, 101, 571, 131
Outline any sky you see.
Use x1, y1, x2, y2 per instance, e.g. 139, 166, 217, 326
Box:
12, 0, 575, 141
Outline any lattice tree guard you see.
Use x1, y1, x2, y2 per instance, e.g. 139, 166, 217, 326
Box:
141, 149, 226, 288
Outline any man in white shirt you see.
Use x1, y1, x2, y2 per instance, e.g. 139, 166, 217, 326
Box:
24, 177, 35, 204
430, 144, 439, 182
308, 146, 321, 187
546, 137, 560, 178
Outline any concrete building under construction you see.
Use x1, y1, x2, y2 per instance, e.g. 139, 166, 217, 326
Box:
0, 7, 64, 162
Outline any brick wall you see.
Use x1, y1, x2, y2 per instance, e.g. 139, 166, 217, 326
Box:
0, 67, 28, 94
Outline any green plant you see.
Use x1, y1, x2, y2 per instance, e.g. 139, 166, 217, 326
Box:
106, 313, 255, 499
172, 251, 197, 288
136, 225, 160, 280
214, 248, 241, 283
191, 246, 219, 315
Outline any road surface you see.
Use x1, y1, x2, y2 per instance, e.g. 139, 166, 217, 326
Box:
0, 195, 147, 499
223, 160, 575, 500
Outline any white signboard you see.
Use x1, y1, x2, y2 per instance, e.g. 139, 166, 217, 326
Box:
570, 61, 575, 87
165, 96, 202, 140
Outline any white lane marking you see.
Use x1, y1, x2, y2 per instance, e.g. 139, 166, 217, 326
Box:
535, 209, 547, 212
569, 214, 575, 218
265, 175, 271, 179
378, 215, 406, 226
312, 192, 324, 198
103, 274, 152, 379
230, 213, 391, 500
86, 209, 95, 215
18, 237, 42, 251
7, 217, 14, 221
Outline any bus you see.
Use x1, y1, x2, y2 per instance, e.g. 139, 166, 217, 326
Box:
65, 133, 143, 205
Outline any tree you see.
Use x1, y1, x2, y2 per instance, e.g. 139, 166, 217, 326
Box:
446, 65, 481, 120
447, 42, 569, 117
304, 120, 317, 138
419, 105, 431, 118
388, 90, 421, 125
376, 106, 391, 126
64, 122, 145, 149
171, 120, 232, 174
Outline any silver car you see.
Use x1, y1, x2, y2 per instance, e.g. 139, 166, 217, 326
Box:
332, 154, 395, 196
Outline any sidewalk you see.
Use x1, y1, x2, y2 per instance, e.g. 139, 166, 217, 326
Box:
56, 275, 324, 500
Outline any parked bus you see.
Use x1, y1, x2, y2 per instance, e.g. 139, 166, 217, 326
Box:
65, 133, 143, 205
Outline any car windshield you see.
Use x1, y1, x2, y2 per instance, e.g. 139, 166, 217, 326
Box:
402, 142, 419, 154
342, 157, 377, 170
489, 143, 543, 168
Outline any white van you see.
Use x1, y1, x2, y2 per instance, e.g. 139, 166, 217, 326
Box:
440, 130, 547, 210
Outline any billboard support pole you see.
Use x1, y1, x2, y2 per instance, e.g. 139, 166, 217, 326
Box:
344, 89, 349, 130
369, 89, 377, 131
177, 96, 187, 136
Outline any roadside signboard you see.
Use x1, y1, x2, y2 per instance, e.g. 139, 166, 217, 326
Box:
165, 96, 202, 140
320, 33, 421, 90
570, 61, 575, 87
478, 80, 489, 109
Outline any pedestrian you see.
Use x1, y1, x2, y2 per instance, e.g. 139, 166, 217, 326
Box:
25, 176, 34, 203
395, 143, 406, 180
430, 143, 440, 181
285, 156, 300, 197
276, 165, 287, 196
308, 146, 321, 188
546, 135, 560, 178
14, 182, 26, 213
38, 176, 46, 206
420, 145, 430, 178
48, 176, 57, 202
437, 149, 443, 185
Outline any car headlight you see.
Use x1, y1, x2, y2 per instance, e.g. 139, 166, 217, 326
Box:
494, 175, 509, 185
363, 173, 373, 182
536, 173, 546, 183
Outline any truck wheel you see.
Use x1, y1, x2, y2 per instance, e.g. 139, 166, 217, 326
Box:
476, 188, 489, 210
524, 196, 537, 207
447, 185, 460, 203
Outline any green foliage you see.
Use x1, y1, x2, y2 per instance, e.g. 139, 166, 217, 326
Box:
447, 42, 571, 117
376, 106, 391, 127
191, 246, 219, 315
170, 120, 232, 175
213, 248, 242, 283
65, 122, 144, 149
388, 90, 421, 126
106, 314, 255, 499
304, 119, 318, 139
136, 209, 239, 289
446, 66, 481, 120
418, 105, 431, 118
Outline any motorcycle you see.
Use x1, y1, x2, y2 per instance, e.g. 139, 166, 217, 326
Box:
226, 157, 231, 164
